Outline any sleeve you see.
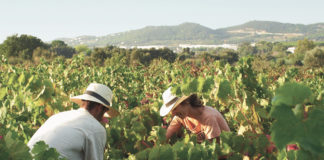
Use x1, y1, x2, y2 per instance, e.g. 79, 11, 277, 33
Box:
166, 116, 183, 139
84, 131, 106, 160
203, 118, 221, 140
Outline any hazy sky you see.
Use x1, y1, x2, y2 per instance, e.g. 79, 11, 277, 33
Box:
1, 0, 323, 43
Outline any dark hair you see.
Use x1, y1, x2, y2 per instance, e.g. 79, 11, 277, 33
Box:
82, 100, 108, 111
182, 94, 203, 108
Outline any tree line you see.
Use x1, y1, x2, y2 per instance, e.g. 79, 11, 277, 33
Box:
0, 34, 323, 68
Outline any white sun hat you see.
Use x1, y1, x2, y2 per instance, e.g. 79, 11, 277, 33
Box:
160, 87, 180, 116
70, 83, 119, 117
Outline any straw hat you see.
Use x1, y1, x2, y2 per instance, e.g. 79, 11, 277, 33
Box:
160, 87, 190, 116
70, 83, 119, 117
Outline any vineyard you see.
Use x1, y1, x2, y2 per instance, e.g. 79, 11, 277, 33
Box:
0, 54, 324, 160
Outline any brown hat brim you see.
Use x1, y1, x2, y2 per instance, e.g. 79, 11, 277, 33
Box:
170, 95, 191, 112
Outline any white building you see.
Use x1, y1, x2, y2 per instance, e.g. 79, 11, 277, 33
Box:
287, 47, 296, 53
178, 44, 238, 50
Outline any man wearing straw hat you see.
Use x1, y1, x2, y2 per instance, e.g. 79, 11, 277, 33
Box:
28, 83, 118, 160
160, 87, 230, 143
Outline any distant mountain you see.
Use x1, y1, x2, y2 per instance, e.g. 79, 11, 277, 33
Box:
220, 20, 324, 43
59, 21, 324, 47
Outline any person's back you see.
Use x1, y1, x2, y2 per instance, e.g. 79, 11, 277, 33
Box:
170, 106, 230, 141
160, 88, 230, 143
28, 108, 106, 160
28, 83, 118, 160
200, 106, 230, 138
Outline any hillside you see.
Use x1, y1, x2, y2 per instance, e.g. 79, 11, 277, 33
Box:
59, 21, 324, 47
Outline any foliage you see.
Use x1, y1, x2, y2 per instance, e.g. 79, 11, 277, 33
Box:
0, 131, 65, 160
1, 52, 324, 159
304, 47, 324, 68
75, 45, 92, 56
50, 40, 76, 58
291, 38, 316, 64
238, 42, 257, 56
255, 41, 273, 54
218, 49, 239, 64
295, 38, 316, 55
0, 35, 77, 64
0, 34, 46, 60
270, 82, 324, 159
91, 45, 177, 66
32, 47, 56, 64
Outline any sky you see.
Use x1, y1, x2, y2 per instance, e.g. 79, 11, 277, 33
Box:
1, 0, 324, 43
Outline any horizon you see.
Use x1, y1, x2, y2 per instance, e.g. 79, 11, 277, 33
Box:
1, 0, 324, 43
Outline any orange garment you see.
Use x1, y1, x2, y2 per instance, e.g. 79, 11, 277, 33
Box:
168, 106, 230, 141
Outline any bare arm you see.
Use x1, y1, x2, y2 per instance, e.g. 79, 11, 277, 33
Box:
166, 116, 182, 142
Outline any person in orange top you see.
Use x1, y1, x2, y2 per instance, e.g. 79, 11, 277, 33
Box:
160, 87, 230, 143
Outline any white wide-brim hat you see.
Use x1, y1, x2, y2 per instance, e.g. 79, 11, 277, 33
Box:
160, 87, 190, 116
70, 83, 119, 117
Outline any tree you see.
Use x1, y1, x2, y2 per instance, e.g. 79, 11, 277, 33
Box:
75, 45, 91, 56
272, 42, 287, 52
304, 47, 324, 67
130, 49, 141, 65
295, 38, 315, 55
177, 47, 195, 61
91, 46, 113, 65
238, 42, 256, 56
198, 52, 219, 62
32, 47, 55, 63
159, 48, 177, 63
50, 40, 75, 58
290, 38, 316, 65
255, 41, 273, 54
0, 34, 46, 60
272, 42, 288, 58
219, 49, 239, 64
181, 47, 195, 56
295, 38, 315, 54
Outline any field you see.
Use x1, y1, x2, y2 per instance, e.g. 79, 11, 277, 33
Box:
0, 55, 324, 159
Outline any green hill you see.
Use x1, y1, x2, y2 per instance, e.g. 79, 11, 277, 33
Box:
59, 21, 324, 47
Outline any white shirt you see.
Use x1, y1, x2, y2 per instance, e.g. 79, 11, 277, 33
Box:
28, 108, 106, 160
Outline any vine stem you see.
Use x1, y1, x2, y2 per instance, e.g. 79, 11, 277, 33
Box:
141, 140, 151, 148
236, 103, 257, 134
